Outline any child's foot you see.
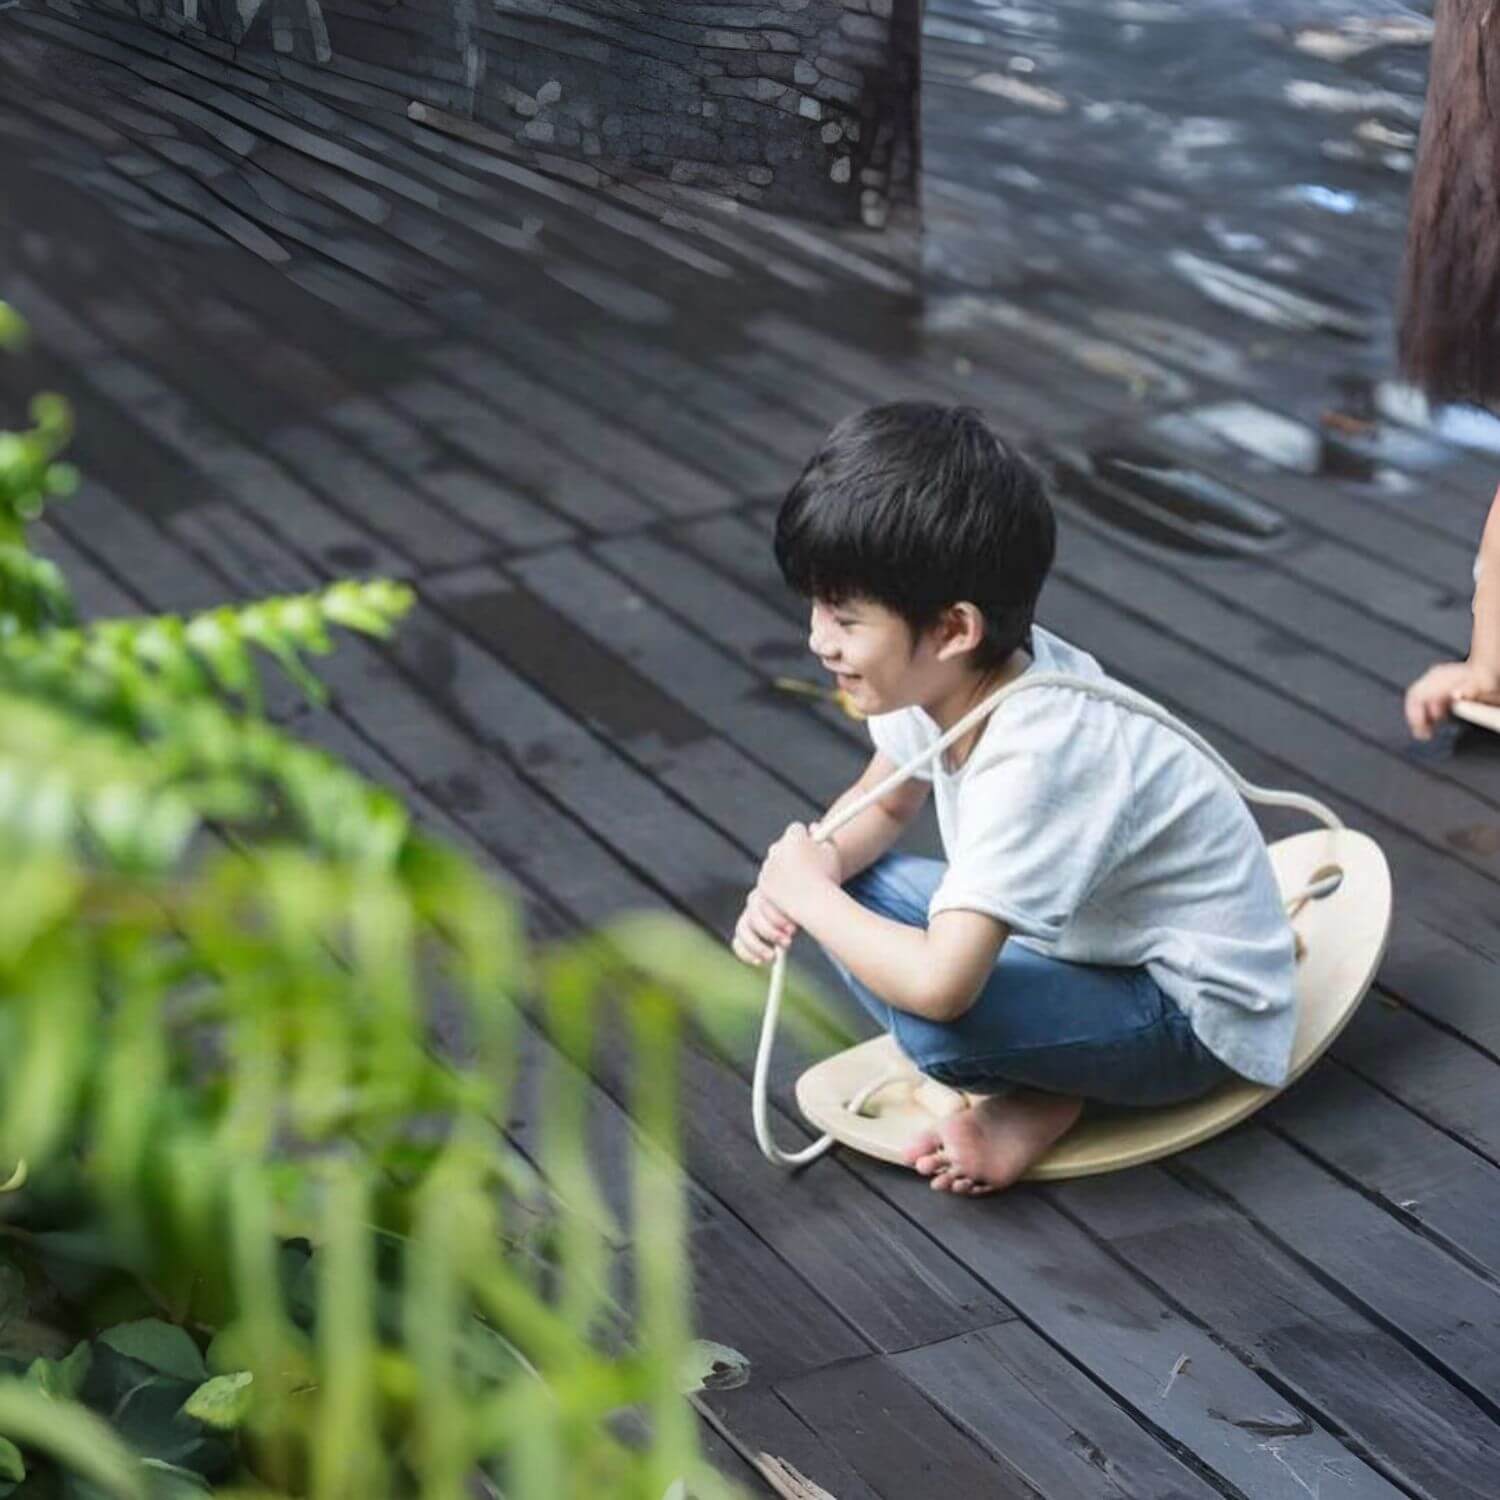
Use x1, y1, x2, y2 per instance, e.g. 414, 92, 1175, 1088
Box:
902, 1090, 1083, 1195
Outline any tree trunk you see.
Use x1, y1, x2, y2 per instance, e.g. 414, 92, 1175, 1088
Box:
1400, 0, 1500, 404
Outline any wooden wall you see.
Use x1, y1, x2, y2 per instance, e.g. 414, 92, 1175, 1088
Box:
77, 0, 922, 225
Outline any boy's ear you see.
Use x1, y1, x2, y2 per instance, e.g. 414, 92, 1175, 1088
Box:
933, 602, 987, 661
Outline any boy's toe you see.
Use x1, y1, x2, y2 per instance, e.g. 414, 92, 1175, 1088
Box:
902, 1130, 942, 1167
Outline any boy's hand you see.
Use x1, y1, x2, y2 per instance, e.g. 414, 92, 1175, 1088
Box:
732, 888, 798, 967
730, 831, 841, 967
758, 823, 840, 925
1405, 660, 1500, 740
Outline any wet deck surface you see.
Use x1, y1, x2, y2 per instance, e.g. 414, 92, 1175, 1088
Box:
5, 1, 1500, 1494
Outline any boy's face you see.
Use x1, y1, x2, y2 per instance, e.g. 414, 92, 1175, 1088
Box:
807, 596, 961, 716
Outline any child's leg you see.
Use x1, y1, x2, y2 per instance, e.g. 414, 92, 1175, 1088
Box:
901, 946, 1233, 1196
829, 853, 1226, 1108
896, 941, 1230, 1109
825, 854, 1231, 1195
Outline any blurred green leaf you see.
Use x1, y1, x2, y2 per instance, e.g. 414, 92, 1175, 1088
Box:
0, 1436, 23, 1483
0, 1379, 145, 1499
97, 1325, 204, 1385
0, 328, 739, 1498
111, 1375, 230, 1480
585, 911, 851, 1060
138, 1459, 210, 1497
25, 1342, 91, 1402
0, 305, 25, 351
179, 1372, 251, 1432
0, 546, 75, 638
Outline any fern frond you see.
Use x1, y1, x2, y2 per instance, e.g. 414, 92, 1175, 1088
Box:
0, 390, 78, 542
0, 544, 75, 637
0, 683, 409, 871
1, 579, 414, 714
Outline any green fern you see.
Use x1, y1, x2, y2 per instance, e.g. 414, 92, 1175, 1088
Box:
1, 579, 413, 712
0, 544, 75, 637
0, 304, 78, 544
0, 299, 822, 1498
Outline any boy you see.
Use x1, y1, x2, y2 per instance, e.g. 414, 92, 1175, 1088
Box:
732, 402, 1297, 1196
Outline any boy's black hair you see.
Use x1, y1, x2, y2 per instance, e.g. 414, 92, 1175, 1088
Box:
774, 402, 1055, 671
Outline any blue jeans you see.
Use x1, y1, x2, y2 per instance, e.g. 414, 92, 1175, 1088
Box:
826, 853, 1233, 1108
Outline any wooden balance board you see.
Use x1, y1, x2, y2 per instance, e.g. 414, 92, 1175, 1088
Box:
795, 827, 1392, 1181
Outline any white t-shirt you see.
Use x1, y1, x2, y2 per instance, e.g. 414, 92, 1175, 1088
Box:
864, 626, 1298, 1085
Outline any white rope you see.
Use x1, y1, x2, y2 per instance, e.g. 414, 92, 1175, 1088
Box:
752, 671, 1343, 1170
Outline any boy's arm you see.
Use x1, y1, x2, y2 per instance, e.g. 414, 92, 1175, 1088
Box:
795, 889, 1008, 1022
734, 752, 930, 968
817, 750, 931, 882
759, 817, 1009, 1022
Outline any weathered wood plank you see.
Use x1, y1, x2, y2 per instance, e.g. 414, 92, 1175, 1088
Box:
29, 519, 139, 620
660, 1045, 1014, 1355
1046, 513, 1500, 812
1051, 494, 1441, 703
894, 1322, 1225, 1500
161, 502, 662, 927
686, 1221, 873, 1390
1055, 1160, 1500, 1500
743, 309, 1124, 437
718, 347, 871, 431
386, 374, 656, 536
1132, 442, 1481, 589
762, 1354, 1038, 1498
590, 530, 860, 751
1267, 1062, 1500, 1285
696, 1386, 883, 1500
1333, 999, 1500, 1170
504, 1012, 728, 1241
844, 1167, 1407, 1500
696, 1417, 776, 1498
81, 287, 504, 571
399, 569, 752, 934
506, 545, 865, 828
1179, 1127, 1500, 1412
432, 341, 754, 515
3, 274, 407, 575
46, 480, 228, 614
579, 331, 829, 472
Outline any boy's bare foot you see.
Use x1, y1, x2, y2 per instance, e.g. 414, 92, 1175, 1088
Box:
902, 1090, 1083, 1195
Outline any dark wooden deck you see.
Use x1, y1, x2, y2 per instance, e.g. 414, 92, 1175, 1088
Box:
4, 2, 1500, 1494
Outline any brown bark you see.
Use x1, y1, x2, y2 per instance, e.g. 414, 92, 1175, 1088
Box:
1400, 0, 1500, 403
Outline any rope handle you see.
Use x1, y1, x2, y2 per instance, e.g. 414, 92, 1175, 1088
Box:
752, 671, 1343, 1170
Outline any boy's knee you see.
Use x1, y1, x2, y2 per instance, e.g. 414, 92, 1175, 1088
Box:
843, 850, 907, 906
843, 852, 936, 931
841, 858, 885, 907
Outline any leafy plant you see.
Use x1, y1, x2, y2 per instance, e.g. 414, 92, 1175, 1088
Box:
0, 301, 838, 1498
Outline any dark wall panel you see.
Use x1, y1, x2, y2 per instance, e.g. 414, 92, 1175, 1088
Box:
78, 0, 921, 224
